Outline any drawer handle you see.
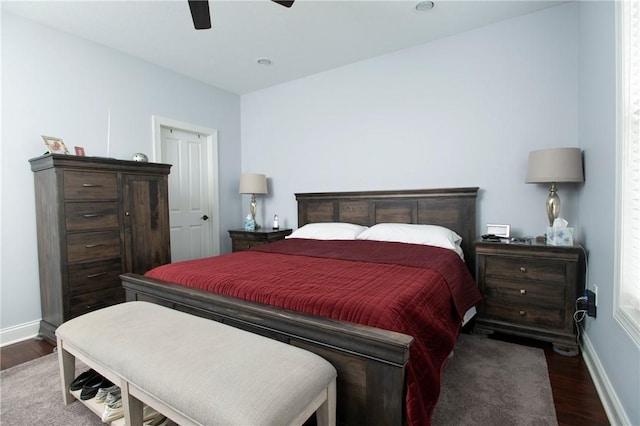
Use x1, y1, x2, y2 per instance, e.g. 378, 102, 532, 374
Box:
86, 272, 107, 278
520, 289, 527, 295
82, 183, 103, 188
86, 302, 106, 310
519, 310, 526, 316
83, 214, 104, 218
85, 243, 104, 248
519, 267, 527, 273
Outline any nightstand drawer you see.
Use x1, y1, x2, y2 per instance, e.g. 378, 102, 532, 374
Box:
485, 256, 566, 284
232, 239, 267, 251
229, 229, 292, 252
484, 298, 565, 328
484, 278, 565, 306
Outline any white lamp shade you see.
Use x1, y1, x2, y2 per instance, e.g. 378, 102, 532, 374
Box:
525, 148, 584, 183
239, 173, 268, 194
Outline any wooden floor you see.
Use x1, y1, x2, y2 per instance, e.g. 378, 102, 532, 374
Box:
1, 333, 609, 426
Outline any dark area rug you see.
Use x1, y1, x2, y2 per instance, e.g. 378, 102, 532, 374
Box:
433, 333, 558, 425
1, 333, 557, 425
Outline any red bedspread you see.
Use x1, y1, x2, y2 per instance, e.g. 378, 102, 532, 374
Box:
145, 239, 482, 425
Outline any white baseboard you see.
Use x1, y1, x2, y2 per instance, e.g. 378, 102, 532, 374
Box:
0, 320, 40, 347
582, 333, 632, 426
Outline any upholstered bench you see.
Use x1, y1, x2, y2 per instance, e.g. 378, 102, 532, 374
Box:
56, 301, 337, 426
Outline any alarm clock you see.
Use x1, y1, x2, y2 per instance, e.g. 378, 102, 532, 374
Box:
485, 224, 510, 238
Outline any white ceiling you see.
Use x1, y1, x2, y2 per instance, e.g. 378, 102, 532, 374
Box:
2, 0, 567, 94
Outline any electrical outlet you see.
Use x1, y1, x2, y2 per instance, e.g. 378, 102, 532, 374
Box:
593, 284, 598, 307
586, 290, 597, 317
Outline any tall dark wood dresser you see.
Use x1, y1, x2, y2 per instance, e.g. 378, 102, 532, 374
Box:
30, 154, 171, 343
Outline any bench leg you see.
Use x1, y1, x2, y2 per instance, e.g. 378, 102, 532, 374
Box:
315, 378, 337, 426
56, 338, 75, 405
122, 381, 144, 426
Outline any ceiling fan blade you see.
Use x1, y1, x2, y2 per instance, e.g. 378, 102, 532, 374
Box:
272, 0, 294, 8
188, 0, 211, 30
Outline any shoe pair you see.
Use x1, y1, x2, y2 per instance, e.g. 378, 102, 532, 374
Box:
95, 384, 119, 403
101, 397, 123, 423
101, 399, 158, 423
144, 413, 168, 426
69, 369, 99, 391
104, 388, 122, 406
101, 388, 125, 423
80, 374, 114, 401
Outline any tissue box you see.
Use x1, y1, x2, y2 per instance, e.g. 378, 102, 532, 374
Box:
546, 227, 574, 246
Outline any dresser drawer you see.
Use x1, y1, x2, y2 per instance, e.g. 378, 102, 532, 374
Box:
64, 171, 118, 200
70, 287, 125, 318
484, 277, 565, 306
68, 258, 122, 296
232, 239, 267, 252
65, 201, 119, 231
67, 230, 121, 263
485, 256, 566, 284
484, 297, 565, 328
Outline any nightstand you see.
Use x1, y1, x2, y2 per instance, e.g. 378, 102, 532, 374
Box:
228, 228, 292, 252
474, 240, 585, 356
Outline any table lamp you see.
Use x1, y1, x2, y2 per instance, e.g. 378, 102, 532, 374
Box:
525, 147, 584, 226
239, 173, 268, 229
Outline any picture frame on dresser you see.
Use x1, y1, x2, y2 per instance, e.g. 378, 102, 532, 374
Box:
41, 135, 69, 154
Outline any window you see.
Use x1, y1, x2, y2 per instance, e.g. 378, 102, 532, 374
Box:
615, 0, 640, 347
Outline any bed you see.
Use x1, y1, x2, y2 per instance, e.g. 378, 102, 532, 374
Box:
121, 187, 481, 426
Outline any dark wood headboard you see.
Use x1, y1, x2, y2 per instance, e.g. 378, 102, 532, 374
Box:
295, 187, 479, 274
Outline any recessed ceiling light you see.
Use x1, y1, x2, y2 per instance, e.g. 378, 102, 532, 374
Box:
415, 1, 434, 13
257, 58, 272, 66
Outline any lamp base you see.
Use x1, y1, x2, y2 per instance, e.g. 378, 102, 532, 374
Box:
546, 182, 560, 226
249, 194, 261, 229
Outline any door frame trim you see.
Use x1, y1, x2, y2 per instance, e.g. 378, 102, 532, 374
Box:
152, 115, 220, 257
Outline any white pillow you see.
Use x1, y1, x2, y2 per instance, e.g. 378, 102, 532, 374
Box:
356, 223, 464, 259
287, 222, 369, 240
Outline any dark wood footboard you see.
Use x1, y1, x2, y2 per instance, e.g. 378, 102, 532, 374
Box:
122, 273, 413, 426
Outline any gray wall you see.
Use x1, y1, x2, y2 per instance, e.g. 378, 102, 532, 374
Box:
241, 4, 580, 240
1, 12, 242, 330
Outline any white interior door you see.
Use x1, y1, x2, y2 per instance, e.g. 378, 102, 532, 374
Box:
154, 117, 220, 262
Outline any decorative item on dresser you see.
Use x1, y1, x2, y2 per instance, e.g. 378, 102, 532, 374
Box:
474, 240, 586, 356
29, 154, 171, 343
41, 135, 69, 155
229, 228, 292, 252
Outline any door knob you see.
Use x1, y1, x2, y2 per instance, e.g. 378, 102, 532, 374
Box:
201, 215, 209, 221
